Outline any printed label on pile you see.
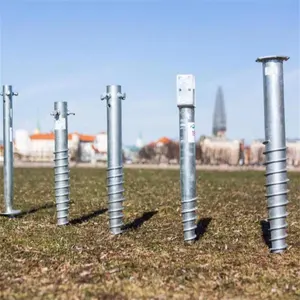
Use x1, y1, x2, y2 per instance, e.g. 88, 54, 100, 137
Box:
9, 127, 13, 142
55, 118, 66, 130
187, 122, 195, 143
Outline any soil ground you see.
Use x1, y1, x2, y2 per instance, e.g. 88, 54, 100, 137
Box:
0, 168, 299, 299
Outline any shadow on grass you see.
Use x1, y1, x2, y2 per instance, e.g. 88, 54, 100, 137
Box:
195, 217, 212, 241
122, 210, 158, 231
17, 203, 56, 218
70, 208, 108, 225
260, 219, 271, 248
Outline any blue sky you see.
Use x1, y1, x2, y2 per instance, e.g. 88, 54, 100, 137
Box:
0, 0, 299, 145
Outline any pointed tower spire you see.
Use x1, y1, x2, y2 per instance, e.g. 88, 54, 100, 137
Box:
37, 119, 41, 132
34, 108, 41, 134
212, 86, 226, 137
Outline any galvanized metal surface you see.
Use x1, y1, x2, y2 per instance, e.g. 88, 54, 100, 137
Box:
0, 85, 21, 216
256, 55, 290, 253
177, 75, 197, 242
52, 102, 73, 226
102, 85, 126, 235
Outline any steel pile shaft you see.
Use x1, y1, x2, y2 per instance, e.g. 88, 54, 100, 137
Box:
179, 107, 197, 241
104, 85, 125, 235
257, 55, 289, 253
1, 85, 21, 217
53, 101, 70, 226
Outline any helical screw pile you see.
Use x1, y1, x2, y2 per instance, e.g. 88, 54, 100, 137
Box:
102, 85, 126, 235
0, 85, 21, 217
52, 101, 73, 226
54, 148, 70, 226
263, 142, 289, 253
107, 165, 125, 234
256, 55, 290, 253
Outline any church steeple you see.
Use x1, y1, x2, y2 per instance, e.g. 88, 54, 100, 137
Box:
212, 86, 226, 137
34, 109, 41, 134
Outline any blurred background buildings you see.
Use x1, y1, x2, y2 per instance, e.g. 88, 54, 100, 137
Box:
0, 87, 299, 167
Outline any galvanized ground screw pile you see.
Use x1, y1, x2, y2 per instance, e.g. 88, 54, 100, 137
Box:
0, 85, 21, 217
176, 75, 197, 242
256, 55, 290, 253
51, 101, 74, 226
101, 85, 126, 235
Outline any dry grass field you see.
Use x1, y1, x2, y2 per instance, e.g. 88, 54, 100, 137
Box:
0, 168, 299, 300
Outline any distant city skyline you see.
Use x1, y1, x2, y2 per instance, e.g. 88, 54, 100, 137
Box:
0, 0, 299, 145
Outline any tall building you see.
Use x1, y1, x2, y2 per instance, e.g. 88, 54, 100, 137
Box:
212, 86, 227, 137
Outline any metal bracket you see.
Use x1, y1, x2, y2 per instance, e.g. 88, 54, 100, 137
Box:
101, 93, 111, 101
176, 74, 195, 107
0, 92, 18, 97
101, 92, 125, 107
67, 111, 75, 116
101, 93, 112, 107
51, 110, 60, 119
117, 92, 126, 100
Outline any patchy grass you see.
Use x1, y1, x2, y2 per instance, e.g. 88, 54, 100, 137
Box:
0, 168, 299, 300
